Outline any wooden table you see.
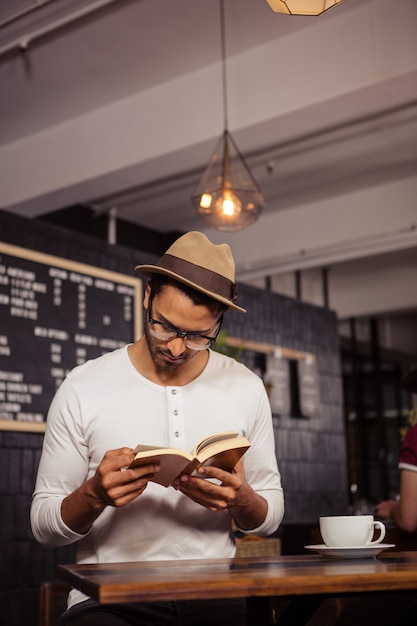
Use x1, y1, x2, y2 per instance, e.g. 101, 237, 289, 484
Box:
57, 551, 417, 625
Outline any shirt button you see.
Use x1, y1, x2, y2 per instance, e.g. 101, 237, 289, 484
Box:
173, 409, 178, 416
174, 431, 179, 437
171, 389, 177, 395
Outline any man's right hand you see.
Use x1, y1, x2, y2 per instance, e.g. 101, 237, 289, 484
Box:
61, 447, 160, 534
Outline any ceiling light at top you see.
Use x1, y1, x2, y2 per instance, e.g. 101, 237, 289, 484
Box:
266, 0, 344, 16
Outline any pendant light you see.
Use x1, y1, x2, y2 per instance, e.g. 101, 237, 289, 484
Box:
191, 0, 265, 232
266, 0, 344, 16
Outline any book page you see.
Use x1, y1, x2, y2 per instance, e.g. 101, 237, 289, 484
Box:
133, 444, 171, 454
193, 431, 238, 456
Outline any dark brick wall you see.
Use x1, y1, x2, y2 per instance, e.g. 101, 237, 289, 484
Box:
220, 285, 349, 526
0, 431, 75, 623
0, 210, 347, 624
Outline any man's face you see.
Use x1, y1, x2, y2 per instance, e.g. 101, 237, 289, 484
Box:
143, 284, 221, 372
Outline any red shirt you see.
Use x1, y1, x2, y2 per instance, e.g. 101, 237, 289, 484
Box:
399, 424, 417, 472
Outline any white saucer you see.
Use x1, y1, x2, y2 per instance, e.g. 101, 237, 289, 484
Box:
304, 543, 395, 559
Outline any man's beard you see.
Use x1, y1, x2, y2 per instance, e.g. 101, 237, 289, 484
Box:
144, 322, 193, 371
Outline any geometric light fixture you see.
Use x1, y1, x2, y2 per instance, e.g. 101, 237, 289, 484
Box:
266, 0, 344, 15
191, 0, 265, 232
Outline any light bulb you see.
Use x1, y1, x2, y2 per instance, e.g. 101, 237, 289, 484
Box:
199, 193, 212, 209
217, 189, 241, 217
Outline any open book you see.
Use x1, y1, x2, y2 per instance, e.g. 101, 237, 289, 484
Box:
129, 431, 251, 487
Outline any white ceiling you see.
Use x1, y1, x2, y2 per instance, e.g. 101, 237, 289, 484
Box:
1, 0, 417, 330
0, 0, 311, 144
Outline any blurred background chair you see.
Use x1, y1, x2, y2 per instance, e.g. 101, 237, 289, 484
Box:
39, 581, 70, 626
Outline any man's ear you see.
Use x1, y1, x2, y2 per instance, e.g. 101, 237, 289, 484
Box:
143, 282, 151, 309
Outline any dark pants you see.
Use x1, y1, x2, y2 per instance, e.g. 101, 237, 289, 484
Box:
60, 598, 247, 626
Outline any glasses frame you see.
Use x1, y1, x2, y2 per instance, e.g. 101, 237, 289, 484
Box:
147, 294, 223, 351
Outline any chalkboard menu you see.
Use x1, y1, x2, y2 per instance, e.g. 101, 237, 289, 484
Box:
0, 243, 142, 432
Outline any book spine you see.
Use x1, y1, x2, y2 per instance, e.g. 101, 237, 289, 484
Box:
183, 458, 200, 476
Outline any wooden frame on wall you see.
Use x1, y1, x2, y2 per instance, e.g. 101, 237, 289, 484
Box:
220, 336, 320, 418
0, 242, 142, 433
221, 335, 315, 362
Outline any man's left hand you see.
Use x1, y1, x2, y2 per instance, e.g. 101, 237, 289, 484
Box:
173, 460, 267, 530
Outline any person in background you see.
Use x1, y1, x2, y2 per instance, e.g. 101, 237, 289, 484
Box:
376, 367, 417, 532
31, 231, 284, 626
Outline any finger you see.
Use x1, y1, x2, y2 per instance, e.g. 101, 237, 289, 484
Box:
177, 476, 234, 510
120, 462, 160, 482
101, 447, 136, 472
104, 472, 153, 506
94, 457, 158, 504
197, 466, 241, 489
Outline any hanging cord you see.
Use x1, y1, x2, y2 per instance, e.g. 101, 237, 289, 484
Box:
220, 0, 228, 132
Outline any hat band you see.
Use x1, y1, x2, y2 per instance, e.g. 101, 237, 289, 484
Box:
158, 254, 237, 302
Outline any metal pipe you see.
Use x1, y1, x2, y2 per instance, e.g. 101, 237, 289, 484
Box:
107, 207, 117, 245
237, 225, 417, 282
322, 267, 329, 308
0, 0, 124, 58
0, 0, 59, 31
295, 269, 302, 300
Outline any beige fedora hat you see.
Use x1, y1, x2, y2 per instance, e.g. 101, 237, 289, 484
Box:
135, 231, 246, 313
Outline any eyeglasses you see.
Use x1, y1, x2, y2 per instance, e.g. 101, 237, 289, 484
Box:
147, 297, 223, 351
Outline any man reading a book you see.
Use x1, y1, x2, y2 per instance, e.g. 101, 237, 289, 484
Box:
31, 231, 284, 625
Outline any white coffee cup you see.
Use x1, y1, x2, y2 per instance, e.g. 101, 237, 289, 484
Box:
319, 515, 386, 548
